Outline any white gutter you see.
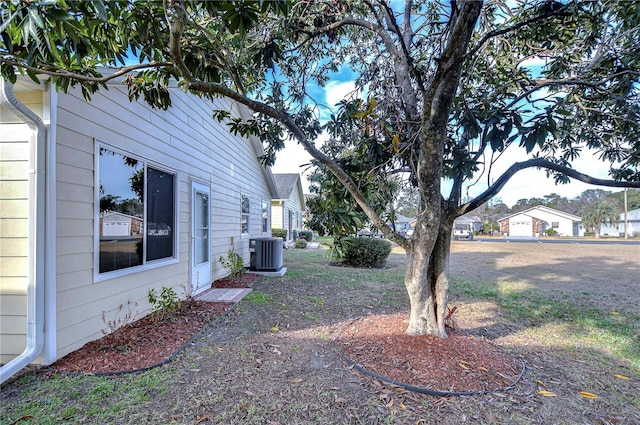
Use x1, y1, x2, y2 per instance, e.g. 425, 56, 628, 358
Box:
0, 78, 47, 385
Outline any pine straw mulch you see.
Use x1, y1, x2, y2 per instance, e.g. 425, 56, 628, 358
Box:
52, 272, 522, 394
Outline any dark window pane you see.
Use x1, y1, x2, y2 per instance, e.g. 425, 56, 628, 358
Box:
146, 167, 175, 261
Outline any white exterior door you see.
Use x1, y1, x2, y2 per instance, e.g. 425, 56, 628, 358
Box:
191, 181, 211, 295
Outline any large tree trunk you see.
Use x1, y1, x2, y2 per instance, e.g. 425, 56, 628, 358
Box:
404, 215, 454, 338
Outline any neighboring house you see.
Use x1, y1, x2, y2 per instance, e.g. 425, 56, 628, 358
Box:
452, 216, 483, 240
498, 205, 583, 237
453, 215, 483, 232
389, 213, 414, 237
599, 208, 640, 237
271, 174, 305, 241
0, 76, 278, 382
100, 212, 143, 237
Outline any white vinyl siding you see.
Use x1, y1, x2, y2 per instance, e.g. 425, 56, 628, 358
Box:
0, 124, 30, 363
49, 85, 273, 360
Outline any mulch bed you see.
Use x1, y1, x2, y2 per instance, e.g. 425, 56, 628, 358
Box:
53, 274, 259, 375
212, 272, 260, 288
335, 313, 523, 393
53, 300, 233, 375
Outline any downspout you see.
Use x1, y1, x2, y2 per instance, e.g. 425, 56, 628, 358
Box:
0, 78, 46, 385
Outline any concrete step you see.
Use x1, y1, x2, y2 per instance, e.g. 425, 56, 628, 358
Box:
196, 288, 252, 303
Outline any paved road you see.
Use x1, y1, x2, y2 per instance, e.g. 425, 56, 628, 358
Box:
472, 237, 640, 245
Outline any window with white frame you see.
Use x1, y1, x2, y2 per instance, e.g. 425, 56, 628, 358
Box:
551, 221, 559, 229
98, 147, 176, 274
241, 193, 250, 236
261, 200, 269, 233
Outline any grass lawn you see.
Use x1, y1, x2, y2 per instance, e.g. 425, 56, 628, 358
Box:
1, 241, 638, 424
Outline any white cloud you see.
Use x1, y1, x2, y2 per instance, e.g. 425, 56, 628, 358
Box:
324, 80, 358, 110
271, 130, 331, 193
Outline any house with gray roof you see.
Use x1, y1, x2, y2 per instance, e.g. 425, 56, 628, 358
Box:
599, 208, 640, 237
271, 174, 306, 241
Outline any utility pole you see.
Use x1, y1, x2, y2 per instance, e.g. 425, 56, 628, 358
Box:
624, 188, 628, 239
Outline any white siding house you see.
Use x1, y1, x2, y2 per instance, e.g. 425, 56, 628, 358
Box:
0, 76, 278, 382
271, 174, 305, 241
599, 208, 640, 237
498, 205, 583, 237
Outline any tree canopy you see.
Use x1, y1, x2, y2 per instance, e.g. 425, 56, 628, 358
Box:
2, 0, 639, 337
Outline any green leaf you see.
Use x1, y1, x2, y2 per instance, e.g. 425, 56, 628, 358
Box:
93, 0, 108, 21
47, 8, 74, 22
487, 127, 504, 151
28, 7, 45, 30
26, 68, 41, 84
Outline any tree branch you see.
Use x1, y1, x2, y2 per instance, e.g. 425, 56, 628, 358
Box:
458, 158, 640, 215
467, 4, 569, 59
0, 59, 173, 83
376, 0, 426, 95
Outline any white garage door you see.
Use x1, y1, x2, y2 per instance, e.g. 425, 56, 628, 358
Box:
510, 220, 531, 236
103, 221, 130, 236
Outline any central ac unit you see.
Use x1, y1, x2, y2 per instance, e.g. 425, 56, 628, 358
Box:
249, 237, 283, 271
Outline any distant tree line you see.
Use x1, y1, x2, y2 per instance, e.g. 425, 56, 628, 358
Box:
391, 188, 640, 236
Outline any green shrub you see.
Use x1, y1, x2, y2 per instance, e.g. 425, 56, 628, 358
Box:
338, 237, 392, 268
147, 287, 181, 323
544, 228, 558, 236
271, 228, 287, 241
298, 230, 313, 241
219, 249, 244, 278
294, 239, 308, 249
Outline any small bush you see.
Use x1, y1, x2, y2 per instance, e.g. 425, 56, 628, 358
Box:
339, 237, 392, 268
147, 287, 181, 323
219, 249, 244, 278
271, 228, 287, 241
298, 230, 313, 241
295, 239, 308, 249
544, 228, 558, 236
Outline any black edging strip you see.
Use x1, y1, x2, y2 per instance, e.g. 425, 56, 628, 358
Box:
332, 319, 527, 397
51, 278, 257, 378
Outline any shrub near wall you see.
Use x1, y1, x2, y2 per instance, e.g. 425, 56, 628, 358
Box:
341, 237, 392, 268
272, 228, 287, 241
299, 230, 313, 241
